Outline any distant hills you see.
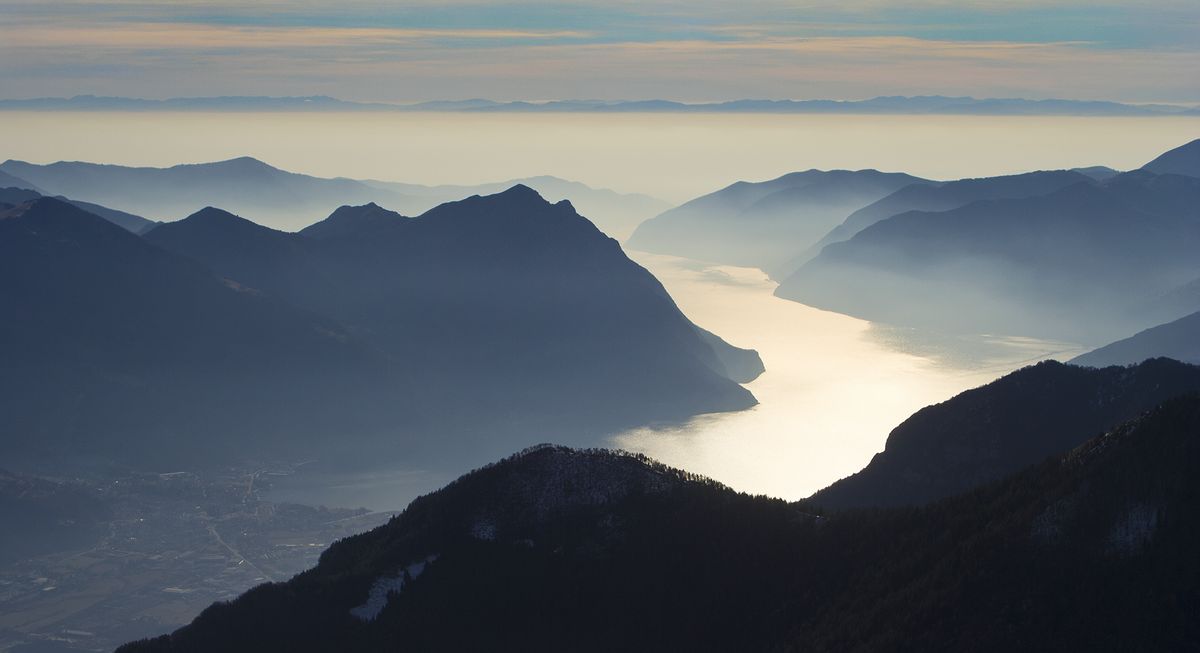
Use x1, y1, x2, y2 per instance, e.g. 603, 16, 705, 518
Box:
796, 169, 1095, 266
776, 164, 1200, 342
1, 186, 157, 233
810, 358, 1200, 509
119, 392, 1200, 652
2, 94, 1197, 116
1, 189, 759, 467
0, 158, 666, 238
627, 169, 929, 277
1072, 311, 1200, 367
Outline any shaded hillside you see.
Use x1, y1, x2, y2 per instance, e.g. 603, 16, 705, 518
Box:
0, 170, 40, 193
142, 187, 759, 460
0, 198, 389, 464
800, 170, 1093, 264
777, 169, 1200, 342
0, 186, 156, 233
121, 395, 1200, 652
627, 170, 929, 277
1072, 312, 1200, 367
810, 358, 1200, 509
1142, 137, 1200, 177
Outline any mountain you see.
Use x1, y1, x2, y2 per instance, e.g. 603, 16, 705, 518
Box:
810, 358, 1200, 509
627, 169, 931, 277
0, 197, 391, 465
361, 175, 670, 241
119, 394, 1200, 652
1072, 312, 1200, 367
6, 95, 1192, 116
0, 186, 157, 233
0, 158, 665, 238
777, 168, 1200, 342
0, 157, 414, 230
3, 191, 758, 467
1142, 138, 1200, 177
142, 187, 759, 461
0, 169, 40, 193
798, 169, 1094, 264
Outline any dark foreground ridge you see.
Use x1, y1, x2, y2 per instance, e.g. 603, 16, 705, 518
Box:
811, 358, 1200, 509
122, 395, 1200, 652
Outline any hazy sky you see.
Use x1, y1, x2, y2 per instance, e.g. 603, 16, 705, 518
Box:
2, 0, 1198, 103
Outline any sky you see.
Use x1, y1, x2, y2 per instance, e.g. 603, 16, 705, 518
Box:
1, 0, 1198, 104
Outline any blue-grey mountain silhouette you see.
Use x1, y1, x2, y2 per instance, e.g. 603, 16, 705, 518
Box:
1072, 311, 1200, 367
1142, 137, 1200, 177
0, 158, 666, 238
798, 169, 1096, 264
627, 169, 930, 277
777, 164, 1200, 342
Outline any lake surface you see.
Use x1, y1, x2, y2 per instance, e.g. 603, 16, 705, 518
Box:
268, 252, 1082, 510
614, 253, 1083, 500
2, 112, 1198, 203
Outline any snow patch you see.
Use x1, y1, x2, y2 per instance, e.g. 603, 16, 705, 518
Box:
1107, 503, 1158, 556
349, 554, 438, 621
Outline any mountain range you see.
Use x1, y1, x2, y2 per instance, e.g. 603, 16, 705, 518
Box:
627, 169, 930, 277
775, 160, 1200, 342
0, 189, 759, 468
0, 158, 667, 238
3, 94, 1196, 116
118, 387, 1200, 652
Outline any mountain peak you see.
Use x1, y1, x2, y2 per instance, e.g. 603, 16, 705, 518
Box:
299, 202, 407, 239
1142, 138, 1200, 178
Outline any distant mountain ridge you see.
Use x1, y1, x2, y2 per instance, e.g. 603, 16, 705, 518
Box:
2, 94, 1195, 116
1072, 311, 1200, 367
628, 169, 931, 277
0, 158, 666, 238
777, 165, 1200, 342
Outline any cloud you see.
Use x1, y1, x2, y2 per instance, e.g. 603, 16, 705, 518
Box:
0, 0, 1197, 102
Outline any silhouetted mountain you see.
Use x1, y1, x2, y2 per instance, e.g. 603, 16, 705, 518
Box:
141, 187, 759, 463
800, 169, 1093, 264
1142, 138, 1200, 177
628, 170, 930, 277
0, 197, 390, 465
120, 393, 1200, 652
362, 176, 669, 241
0, 186, 157, 233
4, 94, 1192, 116
0, 158, 665, 239
0, 157, 414, 230
1072, 312, 1200, 367
0, 169, 40, 192
777, 167, 1200, 342
1071, 165, 1121, 181
810, 358, 1200, 509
